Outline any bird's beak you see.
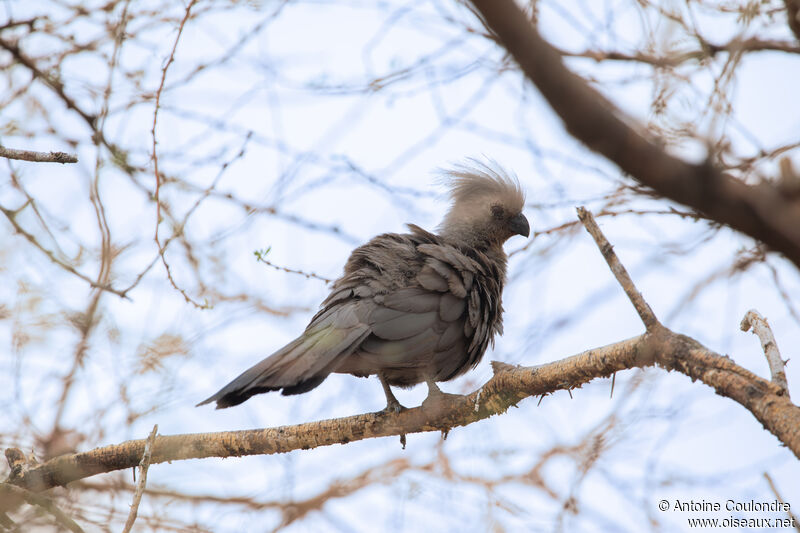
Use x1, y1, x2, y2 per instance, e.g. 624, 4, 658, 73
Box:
509, 213, 530, 238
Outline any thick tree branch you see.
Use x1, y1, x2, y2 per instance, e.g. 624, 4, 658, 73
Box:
4, 328, 798, 494
0, 146, 77, 164
468, 0, 800, 270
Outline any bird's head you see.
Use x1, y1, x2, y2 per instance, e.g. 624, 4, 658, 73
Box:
438, 159, 529, 249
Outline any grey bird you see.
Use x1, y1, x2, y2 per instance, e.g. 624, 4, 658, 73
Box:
197, 160, 529, 411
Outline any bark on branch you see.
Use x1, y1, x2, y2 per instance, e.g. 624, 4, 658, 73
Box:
467, 0, 800, 270
0, 145, 77, 164
4, 327, 798, 496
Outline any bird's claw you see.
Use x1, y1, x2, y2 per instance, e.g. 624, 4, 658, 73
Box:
383, 400, 408, 414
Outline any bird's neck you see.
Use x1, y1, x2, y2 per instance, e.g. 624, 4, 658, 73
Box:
439, 228, 507, 262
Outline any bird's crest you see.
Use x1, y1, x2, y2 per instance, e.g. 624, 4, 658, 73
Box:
443, 158, 525, 213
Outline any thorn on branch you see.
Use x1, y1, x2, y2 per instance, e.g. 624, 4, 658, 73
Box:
576, 207, 660, 331
740, 310, 790, 398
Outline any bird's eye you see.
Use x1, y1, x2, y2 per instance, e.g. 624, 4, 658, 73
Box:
491, 205, 504, 220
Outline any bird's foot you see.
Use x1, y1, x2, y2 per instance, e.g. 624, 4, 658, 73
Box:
383, 398, 408, 414
379, 374, 407, 414
421, 385, 461, 410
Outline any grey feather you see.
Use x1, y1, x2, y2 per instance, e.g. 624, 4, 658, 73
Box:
438, 292, 465, 322
370, 307, 438, 340
382, 288, 440, 313
198, 159, 528, 410
417, 264, 449, 292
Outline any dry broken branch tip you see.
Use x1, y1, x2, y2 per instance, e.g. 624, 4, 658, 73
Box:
741, 309, 790, 397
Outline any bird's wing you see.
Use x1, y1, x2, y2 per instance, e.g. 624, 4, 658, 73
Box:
345, 238, 499, 382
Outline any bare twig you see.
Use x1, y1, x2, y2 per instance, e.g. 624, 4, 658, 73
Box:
152, 0, 208, 310
741, 310, 790, 397
0, 484, 84, 533
0, 146, 77, 164
122, 425, 158, 533
559, 37, 800, 68
0, 17, 40, 32
576, 207, 659, 330
0, 203, 128, 299
763, 472, 800, 532
254, 249, 333, 283
0, 37, 97, 129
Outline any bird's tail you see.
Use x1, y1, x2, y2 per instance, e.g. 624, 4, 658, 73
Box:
196, 319, 370, 409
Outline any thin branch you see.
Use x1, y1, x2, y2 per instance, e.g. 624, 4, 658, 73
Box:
560, 37, 800, 68
0, 146, 77, 164
763, 472, 800, 532
576, 207, 659, 330
254, 249, 333, 283
0, 17, 40, 32
0, 203, 129, 299
121, 425, 158, 533
0, 36, 97, 129
0, 484, 85, 533
467, 0, 800, 270
741, 310, 790, 397
152, 0, 207, 310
